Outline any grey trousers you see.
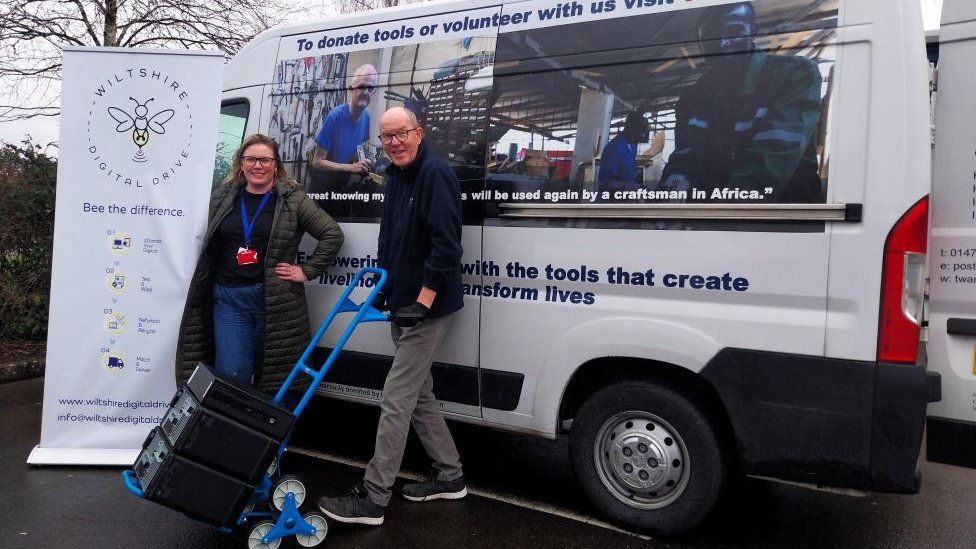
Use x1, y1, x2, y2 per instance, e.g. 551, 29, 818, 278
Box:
363, 312, 463, 506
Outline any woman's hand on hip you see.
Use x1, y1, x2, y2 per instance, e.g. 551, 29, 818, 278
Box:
275, 263, 308, 283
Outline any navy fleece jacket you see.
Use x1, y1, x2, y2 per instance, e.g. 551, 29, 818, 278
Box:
377, 141, 463, 318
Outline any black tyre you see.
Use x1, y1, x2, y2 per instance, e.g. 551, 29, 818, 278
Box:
569, 381, 729, 537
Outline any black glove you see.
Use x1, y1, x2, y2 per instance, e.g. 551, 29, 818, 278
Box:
392, 302, 429, 327
371, 291, 389, 312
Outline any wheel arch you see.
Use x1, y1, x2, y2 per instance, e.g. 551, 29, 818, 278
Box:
558, 357, 737, 453
534, 316, 725, 435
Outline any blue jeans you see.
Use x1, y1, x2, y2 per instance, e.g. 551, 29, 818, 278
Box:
213, 283, 265, 385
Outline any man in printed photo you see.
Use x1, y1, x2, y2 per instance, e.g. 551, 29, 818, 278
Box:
308, 63, 378, 212
659, 2, 825, 203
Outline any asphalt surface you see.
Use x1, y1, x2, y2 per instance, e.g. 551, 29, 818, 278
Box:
4, 377, 976, 549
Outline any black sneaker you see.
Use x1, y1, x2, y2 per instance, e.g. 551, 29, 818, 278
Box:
400, 474, 468, 502
317, 483, 385, 526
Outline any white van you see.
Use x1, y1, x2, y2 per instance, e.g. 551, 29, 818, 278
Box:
217, 0, 946, 536
925, 1, 976, 473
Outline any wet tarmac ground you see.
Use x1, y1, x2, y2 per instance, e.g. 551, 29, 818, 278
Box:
3, 377, 976, 549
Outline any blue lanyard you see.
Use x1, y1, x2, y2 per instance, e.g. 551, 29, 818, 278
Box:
240, 188, 272, 249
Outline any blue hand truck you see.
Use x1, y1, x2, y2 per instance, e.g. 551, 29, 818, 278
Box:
122, 267, 389, 548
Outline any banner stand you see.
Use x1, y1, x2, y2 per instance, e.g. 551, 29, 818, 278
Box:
27, 447, 140, 466
33, 47, 223, 465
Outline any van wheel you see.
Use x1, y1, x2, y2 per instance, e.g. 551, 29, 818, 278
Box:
569, 381, 728, 537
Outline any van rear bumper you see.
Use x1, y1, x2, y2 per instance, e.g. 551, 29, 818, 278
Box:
927, 417, 976, 469
701, 348, 938, 494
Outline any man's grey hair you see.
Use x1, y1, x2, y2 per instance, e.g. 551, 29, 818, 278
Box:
403, 108, 419, 127
351, 64, 378, 84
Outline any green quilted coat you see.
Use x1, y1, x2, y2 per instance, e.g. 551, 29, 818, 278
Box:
175, 181, 344, 391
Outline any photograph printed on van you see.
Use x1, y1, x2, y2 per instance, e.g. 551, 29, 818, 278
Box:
269, 50, 383, 219
269, 0, 838, 223
269, 35, 497, 221
486, 0, 838, 208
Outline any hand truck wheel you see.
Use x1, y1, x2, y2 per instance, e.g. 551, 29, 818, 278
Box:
272, 474, 307, 511
247, 520, 281, 549
295, 513, 329, 547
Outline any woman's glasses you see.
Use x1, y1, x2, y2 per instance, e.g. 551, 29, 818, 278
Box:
242, 156, 275, 167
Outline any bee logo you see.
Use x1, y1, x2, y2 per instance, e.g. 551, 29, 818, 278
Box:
107, 97, 174, 151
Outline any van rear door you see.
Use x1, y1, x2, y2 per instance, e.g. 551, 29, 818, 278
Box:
926, 0, 976, 469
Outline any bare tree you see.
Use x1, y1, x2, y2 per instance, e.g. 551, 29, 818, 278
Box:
0, 0, 297, 121
336, 0, 433, 14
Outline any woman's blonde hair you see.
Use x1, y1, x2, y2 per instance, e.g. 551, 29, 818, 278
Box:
223, 133, 298, 188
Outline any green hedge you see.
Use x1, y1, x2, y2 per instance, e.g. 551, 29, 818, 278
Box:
0, 142, 56, 341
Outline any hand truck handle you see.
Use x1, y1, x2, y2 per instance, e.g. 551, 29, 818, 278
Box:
274, 267, 388, 413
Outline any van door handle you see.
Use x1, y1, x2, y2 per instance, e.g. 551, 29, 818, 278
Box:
946, 318, 976, 336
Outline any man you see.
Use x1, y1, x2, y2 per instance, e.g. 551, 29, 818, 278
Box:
317, 107, 466, 525
308, 64, 378, 201
597, 111, 650, 193
659, 2, 824, 203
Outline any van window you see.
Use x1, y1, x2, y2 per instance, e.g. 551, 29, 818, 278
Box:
269, 36, 495, 223
269, 52, 385, 221
214, 101, 249, 187
487, 0, 838, 226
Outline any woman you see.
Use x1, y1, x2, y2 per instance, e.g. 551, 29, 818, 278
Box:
175, 134, 344, 391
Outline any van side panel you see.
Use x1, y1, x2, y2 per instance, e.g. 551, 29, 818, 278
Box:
481, 228, 829, 434
824, 1, 932, 361
263, 6, 501, 418
694, 0, 931, 492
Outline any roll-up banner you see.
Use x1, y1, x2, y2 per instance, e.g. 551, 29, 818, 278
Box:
28, 47, 223, 465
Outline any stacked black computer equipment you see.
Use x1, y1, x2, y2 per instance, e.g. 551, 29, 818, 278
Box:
132, 363, 295, 527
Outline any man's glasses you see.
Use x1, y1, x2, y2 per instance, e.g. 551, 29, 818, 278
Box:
242, 156, 276, 167
355, 83, 376, 93
378, 127, 420, 145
